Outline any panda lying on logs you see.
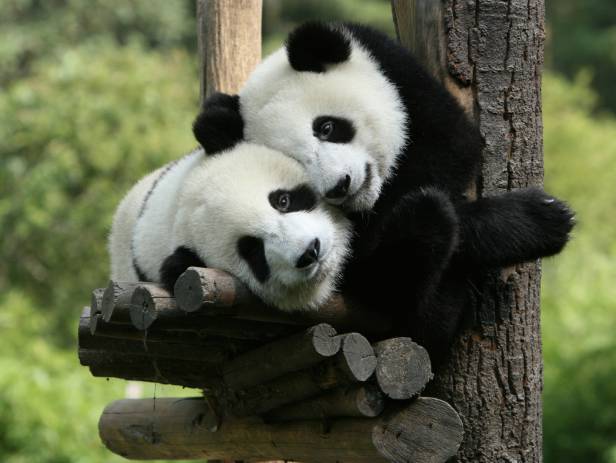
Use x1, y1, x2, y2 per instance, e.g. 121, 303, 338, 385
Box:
193, 22, 576, 363
108, 142, 351, 311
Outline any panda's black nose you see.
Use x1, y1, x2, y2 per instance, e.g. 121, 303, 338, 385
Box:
296, 238, 321, 268
325, 175, 351, 199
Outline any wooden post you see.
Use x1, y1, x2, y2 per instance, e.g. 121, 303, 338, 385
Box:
392, 1, 545, 461
197, 0, 262, 101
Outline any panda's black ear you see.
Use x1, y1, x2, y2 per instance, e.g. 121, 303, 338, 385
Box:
286, 21, 351, 73
192, 92, 244, 155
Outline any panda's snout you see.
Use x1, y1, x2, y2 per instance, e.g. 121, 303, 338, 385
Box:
325, 175, 351, 200
296, 238, 321, 268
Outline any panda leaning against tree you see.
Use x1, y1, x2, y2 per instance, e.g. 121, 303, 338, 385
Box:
192, 21, 575, 365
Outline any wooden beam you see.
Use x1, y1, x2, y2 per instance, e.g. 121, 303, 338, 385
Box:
197, 0, 262, 101
99, 396, 463, 462
175, 267, 393, 335
265, 383, 386, 421
227, 333, 376, 417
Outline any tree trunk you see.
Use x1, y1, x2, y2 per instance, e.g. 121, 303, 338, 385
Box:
392, 1, 545, 461
197, 0, 262, 101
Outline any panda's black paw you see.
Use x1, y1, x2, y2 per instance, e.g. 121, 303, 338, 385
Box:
520, 188, 576, 257
385, 187, 460, 264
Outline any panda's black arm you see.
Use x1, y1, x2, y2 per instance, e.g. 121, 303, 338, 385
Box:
159, 246, 206, 294
453, 187, 575, 268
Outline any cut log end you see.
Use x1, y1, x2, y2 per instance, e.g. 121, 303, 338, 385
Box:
175, 267, 247, 312
374, 337, 433, 400
129, 284, 174, 330
339, 333, 377, 382
101, 281, 139, 322
373, 398, 464, 463
311, 323, 340, 357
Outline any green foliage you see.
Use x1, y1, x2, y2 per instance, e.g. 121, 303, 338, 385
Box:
542, 72, 616, 462
0, 43, 198, 343
547, 0, 616, 113
262, 0, 395, 54
0, 0, 196, 86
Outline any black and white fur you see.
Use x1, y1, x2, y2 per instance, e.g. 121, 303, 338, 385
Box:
108, 143, 351, 311
193, 22, 575, 363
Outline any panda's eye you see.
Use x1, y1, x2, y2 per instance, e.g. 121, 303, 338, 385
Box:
312, 116, 355, 143
276, 192, 291, 212
317, 120, 334, 140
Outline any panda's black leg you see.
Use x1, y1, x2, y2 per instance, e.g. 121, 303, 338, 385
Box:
405, 274, 470, 367
377, 187, 460, 308
454, 187, 575, 268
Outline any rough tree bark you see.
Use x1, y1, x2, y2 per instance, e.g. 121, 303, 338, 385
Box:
392, 1, 545, 461
197, 0, 262, 101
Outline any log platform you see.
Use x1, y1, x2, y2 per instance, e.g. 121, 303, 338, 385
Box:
79, 267, 463, 462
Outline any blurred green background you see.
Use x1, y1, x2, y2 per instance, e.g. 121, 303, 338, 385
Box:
0, 0, 614, 462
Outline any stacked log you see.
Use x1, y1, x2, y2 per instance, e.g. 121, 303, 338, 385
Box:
79, 267, 463, 462
99, 397, 463, 462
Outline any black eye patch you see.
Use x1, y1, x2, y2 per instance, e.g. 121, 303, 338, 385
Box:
237, 236, 270, 283
269, 185, 317, 213
312, 116, 355, 143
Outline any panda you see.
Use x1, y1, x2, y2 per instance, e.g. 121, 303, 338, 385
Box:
108, 142, 352, 311
192, 22, 575, 363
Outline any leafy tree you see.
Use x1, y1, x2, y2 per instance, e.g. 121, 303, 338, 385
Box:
547, 0, 616, 113
0, 0, 196, 86
542, 72, 616, 463
0, 43, 198, 343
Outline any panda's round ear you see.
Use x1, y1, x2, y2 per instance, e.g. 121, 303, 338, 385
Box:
286, 21, 351, 73
192, 92, 244, 155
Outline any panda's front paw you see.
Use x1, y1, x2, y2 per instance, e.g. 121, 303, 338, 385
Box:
385, 187, 460, 261
523, 189, 576, 256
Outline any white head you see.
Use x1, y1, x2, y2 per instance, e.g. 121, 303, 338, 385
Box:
238, 22, 407, 211
178, 143, 351, 310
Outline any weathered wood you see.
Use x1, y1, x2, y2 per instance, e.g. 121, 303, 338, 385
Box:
79, 311, 254, 364
99, 396, 463, 462
373, 337, 432, 400
221, 323, 341, 391
101, 281, 140, 323
175, 267, 393, 335
393, 1, 546, 461
266, 383, 386, 421
228, 333, 376, 416
197, 0, 262, 100
89, 288, 105, 334
129, 284, 176, 330
175, 267, 252, 312
82, 350, 220, 389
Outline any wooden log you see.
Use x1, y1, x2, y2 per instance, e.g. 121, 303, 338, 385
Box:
82, 350, 220, 389
175, 267, 392, 335
98, 396, 464, 462
221, 323, 340, 391
79, 311, 254, 364
101, 281, 140, 323
129, 284, 176, 330
174, 267, 251, 312
122, 281, 294, 340
373, 337, 433, 400
90, 288, 105, 316
229, 333, 376, 416
265, 383, 386, 421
